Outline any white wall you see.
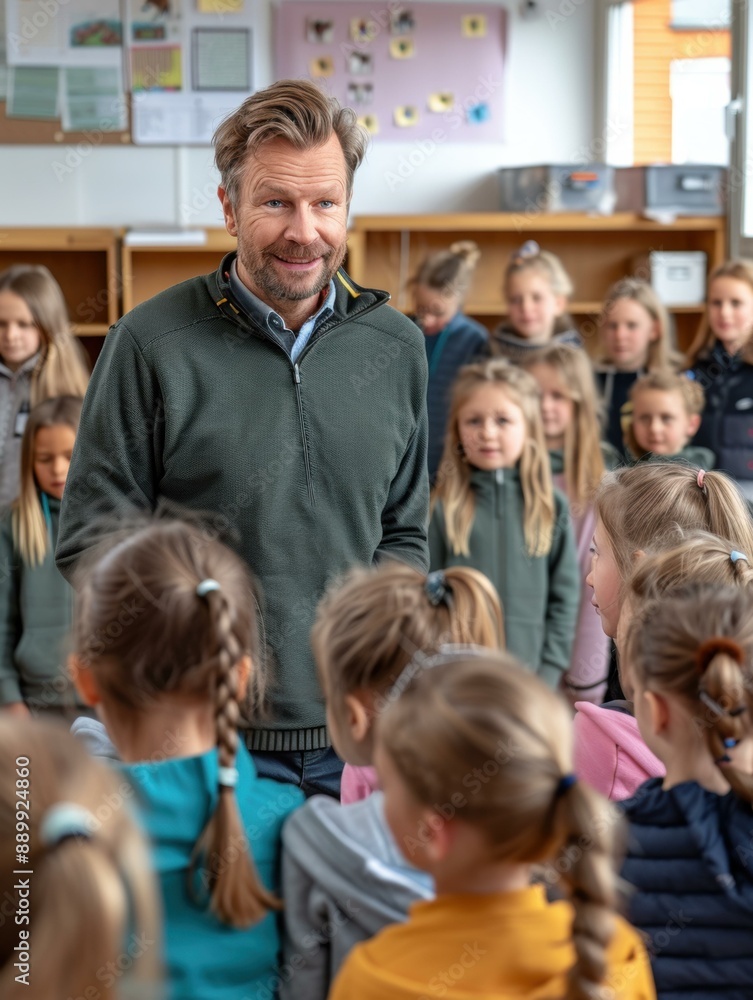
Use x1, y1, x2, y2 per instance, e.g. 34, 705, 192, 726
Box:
0, 0, 596, 225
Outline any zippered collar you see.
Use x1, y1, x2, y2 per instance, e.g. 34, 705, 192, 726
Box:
0, 351, 41, 381
469, 465, 520, 496
210, 251, 391, 360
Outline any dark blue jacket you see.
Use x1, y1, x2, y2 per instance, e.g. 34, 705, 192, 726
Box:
621, 777, 753, 999
690, 343, 753, 483
594, 365, 643, 459
421, 312, 488, 482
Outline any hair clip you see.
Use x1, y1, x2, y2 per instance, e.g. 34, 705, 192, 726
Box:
196, 579, 221, 598
696, 469, 706, 491
388, 643, 488, 701
515, 239, 540, 260
555, 773, 578, 798
40, 803, 96, 848
731, 551, 749, 565
715, 754, 732, 765
695, 637, 745, 675
217, 766, 239, 789
425, 570, 452, 608
699, 690, 725, 717
724, 737, 739, 749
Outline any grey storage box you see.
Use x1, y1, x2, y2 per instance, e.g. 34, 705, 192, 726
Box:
498, 164, 616, 214
615, 165, 726, 216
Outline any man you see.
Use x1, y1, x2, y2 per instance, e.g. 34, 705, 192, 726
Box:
57, 80, 429, 796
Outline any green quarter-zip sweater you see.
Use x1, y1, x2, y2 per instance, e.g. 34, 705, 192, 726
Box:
56, 255, 430, 751
428, 467, 579, 687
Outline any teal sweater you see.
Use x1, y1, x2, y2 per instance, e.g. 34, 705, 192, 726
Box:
56, 255, 430, 751
0, 494, 81, 711
121, 742, 303, 1000
428, 468, 579, 687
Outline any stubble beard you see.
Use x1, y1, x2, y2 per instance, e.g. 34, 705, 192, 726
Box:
237, 235, 347, 304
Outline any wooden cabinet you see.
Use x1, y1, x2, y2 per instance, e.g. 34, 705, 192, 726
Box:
122, 230, 237, 313
347, 213, 726, 352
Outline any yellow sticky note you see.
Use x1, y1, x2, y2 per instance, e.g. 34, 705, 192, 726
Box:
428, 92, 454, 113
358, 113, 379, 135
390, 37, 414, 58
394, 105, 419, 127
310, 55, 334, 78
198, 0, 245, 11
462, 14, 487, 37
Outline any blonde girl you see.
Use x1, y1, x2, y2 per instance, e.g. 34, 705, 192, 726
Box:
430, 358, 579, 687
411, 241, 489, 482
0, 717, 161, 1000
687, 259, 753, 492
281, 561, 504, 1000
621, 586, 753, 997
489, 240, 581, 362
69, 519, 303, 1000
330, 649, 656, 1000
595, 277, 680, 455
576, 529, 753, 801
0, 396, 85, 718
587, 463, 753, 642
0, 265, 89, 507
523, 343, 620, 704
625, 370, 713, 468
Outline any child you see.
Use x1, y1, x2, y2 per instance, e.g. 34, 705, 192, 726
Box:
523, 343, 619, 705
576, 529, 753, 800
0, 396, 87, 718
595, 278, 679, 456
687, 259, 753, 494
621, 586, 753, 998
330, 648, 656, 1000
0, 717, 161, 1000
586, 463, 753, 642
625, 370, 714, 468
0, 265, 89, 508
411, 241, 489, 483
429, 358, 579, 687
488, 240, 581, 362
69, 520, 304, 1000
281, 561, 504, 999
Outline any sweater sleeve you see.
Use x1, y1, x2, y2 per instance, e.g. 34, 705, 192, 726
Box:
539, 492, 580, 688
375, 419, 430, 574
0, 517, 23, 705
56, 323, 163, 585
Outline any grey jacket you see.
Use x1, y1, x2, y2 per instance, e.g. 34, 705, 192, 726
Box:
0, 354, 38, 509
280, 791, 433, 1000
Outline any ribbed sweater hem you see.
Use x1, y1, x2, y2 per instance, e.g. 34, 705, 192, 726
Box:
245, 725, 330, 752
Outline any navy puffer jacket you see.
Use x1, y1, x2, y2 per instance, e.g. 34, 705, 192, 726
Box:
621, 778, 753, 999
690, 342, 753, 483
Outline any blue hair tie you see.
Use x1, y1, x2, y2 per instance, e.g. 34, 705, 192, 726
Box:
730, 551, 749, 565
40, 803, 96, 848
555, 773, 578, 799
425, 571, 452, 608
196, 579, 221, 598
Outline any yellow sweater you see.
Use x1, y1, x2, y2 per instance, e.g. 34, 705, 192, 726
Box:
328, 885, 656, 1000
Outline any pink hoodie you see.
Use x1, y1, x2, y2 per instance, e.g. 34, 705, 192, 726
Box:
340, 764, 379, 804
573, 701, 664, 801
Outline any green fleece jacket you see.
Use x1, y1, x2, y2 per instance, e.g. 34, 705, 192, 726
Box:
56, 255, 429, 751
0, 495, 81, 711
428, 468, 579, 687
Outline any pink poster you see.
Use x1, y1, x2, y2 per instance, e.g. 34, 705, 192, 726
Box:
275, 2, 507, 143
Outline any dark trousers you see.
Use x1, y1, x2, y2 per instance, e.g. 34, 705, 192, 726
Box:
250, 746, 344, 799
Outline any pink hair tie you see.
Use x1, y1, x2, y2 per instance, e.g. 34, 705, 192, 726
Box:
697, 469, 706, 491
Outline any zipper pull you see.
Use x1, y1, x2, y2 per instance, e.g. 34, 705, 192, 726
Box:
293, 363, 301, 384
495, 468, 504, 485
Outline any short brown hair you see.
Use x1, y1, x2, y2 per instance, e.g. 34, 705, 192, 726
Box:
213, 79, 369, 205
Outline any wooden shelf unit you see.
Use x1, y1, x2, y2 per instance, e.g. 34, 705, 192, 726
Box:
0, 228, 119, 336
122, 230, 237, 313
347, 213, 726, 352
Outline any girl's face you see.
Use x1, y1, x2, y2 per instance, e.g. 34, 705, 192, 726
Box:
707, 276, 753, 356
602, 298, 659, 372
457, 384, 527, 470
585, 518, 622, 638
414, 284, 461, 336
0, 291, 42, 372
33, 424, 76, 500
631, 388, 700, 456
505, 270, 566, 343
526, 362, 574, 450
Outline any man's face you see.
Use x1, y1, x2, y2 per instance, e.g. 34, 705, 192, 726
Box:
219, 134, 349, 307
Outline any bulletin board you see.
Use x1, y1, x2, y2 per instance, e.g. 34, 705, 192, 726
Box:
0, 0, 255, 145
274, 1, 507, 143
